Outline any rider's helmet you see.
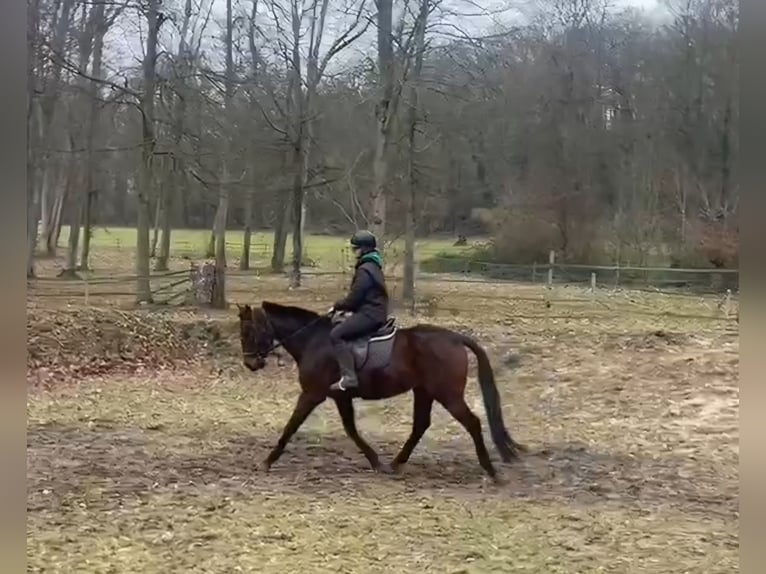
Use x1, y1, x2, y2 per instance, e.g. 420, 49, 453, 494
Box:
350, 230, 377, 252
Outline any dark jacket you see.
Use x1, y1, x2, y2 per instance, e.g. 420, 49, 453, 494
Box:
334, 251, 389, 324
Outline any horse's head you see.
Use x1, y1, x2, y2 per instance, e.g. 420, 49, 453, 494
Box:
236, 303, 274, 372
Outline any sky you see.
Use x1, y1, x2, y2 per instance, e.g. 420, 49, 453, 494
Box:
102, 0, 673, 81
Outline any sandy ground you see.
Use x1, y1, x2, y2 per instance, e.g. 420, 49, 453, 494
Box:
27, 284, 739, 573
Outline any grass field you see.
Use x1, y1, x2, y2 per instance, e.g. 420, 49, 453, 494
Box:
27, 250, 739, 574
50, 226, 473, 272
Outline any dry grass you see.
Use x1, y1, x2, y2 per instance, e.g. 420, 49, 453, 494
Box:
27, 281, 738, 573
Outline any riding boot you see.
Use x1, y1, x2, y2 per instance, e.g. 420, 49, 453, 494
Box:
330, 343, 359, 391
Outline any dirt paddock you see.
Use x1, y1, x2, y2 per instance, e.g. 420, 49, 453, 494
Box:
27, 278, 739, 573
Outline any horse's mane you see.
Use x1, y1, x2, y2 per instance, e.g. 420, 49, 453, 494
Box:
261, 301, 322, 324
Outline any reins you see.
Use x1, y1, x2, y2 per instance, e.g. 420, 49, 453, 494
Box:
244, 312, 329, 359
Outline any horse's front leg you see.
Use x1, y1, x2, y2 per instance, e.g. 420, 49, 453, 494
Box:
262, 392, 324, 471
334, 396, 384, 472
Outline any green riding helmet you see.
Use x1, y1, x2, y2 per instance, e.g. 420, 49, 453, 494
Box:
350, 230, 377, 250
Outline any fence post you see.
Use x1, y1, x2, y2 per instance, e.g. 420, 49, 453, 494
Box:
590, 272, 597, 293
725, 289, 732, 316
718, 288, 732, 317
532, 262, 537, 283
613, 262, 620, 291
547, 250, 555, 289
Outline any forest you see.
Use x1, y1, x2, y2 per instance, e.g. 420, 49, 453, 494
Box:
26, 0, 739, 300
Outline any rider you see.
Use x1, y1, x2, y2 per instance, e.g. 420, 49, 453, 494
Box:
328, 230, 389, 391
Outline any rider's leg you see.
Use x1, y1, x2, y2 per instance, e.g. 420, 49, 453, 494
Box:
328, 313, 379, 391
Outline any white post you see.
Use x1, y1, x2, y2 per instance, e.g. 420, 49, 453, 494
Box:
547, 250, 554, 289
590, 272, 597, 293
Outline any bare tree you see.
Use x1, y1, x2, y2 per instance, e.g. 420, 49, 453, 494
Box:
260, 0, 368, 284
26, 0, 43, 277
79, 1, 119, 271
209, 0, 237, 307
30, 0, 77, 273
369, 0, 395, 238
136, 0, 162, 303
60, 1, 102, 277
24, 0, 738, 284
402, 0, 431, 302
240, 0, 262, 271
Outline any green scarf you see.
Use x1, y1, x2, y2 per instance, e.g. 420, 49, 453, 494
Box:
359, 250, 383, 268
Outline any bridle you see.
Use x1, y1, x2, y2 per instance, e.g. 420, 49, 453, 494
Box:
242, 313, 328, 361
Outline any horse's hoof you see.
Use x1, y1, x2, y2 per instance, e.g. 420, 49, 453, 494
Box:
376, 463, 395, 475
258, 461, 271, 473
490, 474, 508, 486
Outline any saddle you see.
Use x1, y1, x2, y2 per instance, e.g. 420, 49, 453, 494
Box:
351, 317, 397, 370
332, 313, 397, 371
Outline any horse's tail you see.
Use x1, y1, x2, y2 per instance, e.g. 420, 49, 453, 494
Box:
458, 334, 527, 462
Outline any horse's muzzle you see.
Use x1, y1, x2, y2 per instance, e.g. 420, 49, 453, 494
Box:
243, 355, 266, 371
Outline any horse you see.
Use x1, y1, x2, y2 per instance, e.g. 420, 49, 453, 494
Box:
237, 301, 526, 482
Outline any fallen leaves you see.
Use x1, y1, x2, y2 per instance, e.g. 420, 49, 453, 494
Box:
27, 303, 238, 387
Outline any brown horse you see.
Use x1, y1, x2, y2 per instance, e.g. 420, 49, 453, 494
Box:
237, 301, 526, 482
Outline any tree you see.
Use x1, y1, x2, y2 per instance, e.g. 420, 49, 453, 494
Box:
136, 0, 162, 303
208, 0, 237, 308
402, 0, 432, 302
369, 0, 395, 238
259, 0, 368, 282
24, 0, 739, 288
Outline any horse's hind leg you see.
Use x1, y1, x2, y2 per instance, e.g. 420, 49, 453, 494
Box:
391, 389, 433, 471
335, 397, 382, 471
439, 397, 499, 481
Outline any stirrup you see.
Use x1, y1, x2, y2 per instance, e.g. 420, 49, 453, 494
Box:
331, 376, 357, 391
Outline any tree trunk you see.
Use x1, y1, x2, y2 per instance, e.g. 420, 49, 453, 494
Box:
369, 0, 394, 239
26, 100, 40, 275
80, 1, 106, 271
136, 0, 160, 304
271, 195, 290, 272
26, 149, 39, 278
155, 168, 174, 271
402, 162, 416, 303
211, 165, 229, 308
402, 0, 428, 303
39, 165, 56, 256
49, 182, 66, 254
151, 186, 162, 258
720, 98, 732, 224
34, 0, 75, 270
27, 0, 42, 277
290, 145, 305, 288
271, 145, 291, 273
63, 4, 97, 276
289, 115, 312, 287
241, 0, 260, 272
370, 128, 389, 238
206, 228, 215, 258
240, 185, 254, 270
210, 0, 234, 308
157, 0, 191, 272
80, 190, 94, 271
136, 161, 153, 303
63, 189, 82, 276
